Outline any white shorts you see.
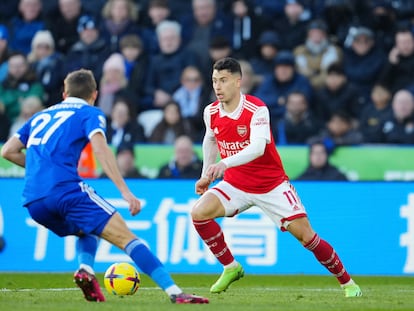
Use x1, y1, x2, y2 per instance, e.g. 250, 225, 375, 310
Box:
207, 180, 307, 231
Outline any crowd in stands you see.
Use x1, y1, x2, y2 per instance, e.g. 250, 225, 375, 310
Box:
1, 0, 414, 151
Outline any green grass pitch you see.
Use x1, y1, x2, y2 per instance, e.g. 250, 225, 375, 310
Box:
0, 273, 413, 311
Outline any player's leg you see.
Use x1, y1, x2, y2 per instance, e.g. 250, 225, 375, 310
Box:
191, 182, 248, 293
287, 217, 362, 297
100, 212, 208, 304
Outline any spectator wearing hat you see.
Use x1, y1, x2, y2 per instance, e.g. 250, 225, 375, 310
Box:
272, 0, 309, 50
249, 30, 280, 80
27, 30, 66, 107
294, 19, 343, 90
8, 0, 45, 55
97, 52, 137, 117
343, 26, 386, 107
378, 26, 414, 94
63, 14, 111, 81
253, 50, 313, 121
0, 25, 11, 83
314, 62, 361, 123
45, 0, 90, 55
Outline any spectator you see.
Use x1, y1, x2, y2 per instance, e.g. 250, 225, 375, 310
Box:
143, 20, 199, 110
294, 19, 343, 90
101, 143, 146, 179
173, 65, 210, 142
239, 59, 261, 95
378, 26, 414, 93
225, 0, 263, 59
296, 141, 348, 181
148, 100, 195, 144
0, 112, 10, 142
274, 90, 322, 145
249, 30, 280, 80
97, 53, 135, 116
0, 25, 11, 83
180, 0, 233, 74
64, 14, 111, 81
322, 0, 355, 45
308, 110, 364, 147
254, 50, 313, 121
314, 62, 361, 122
8, 0, 45, 55
157, 135, 202, 179
99, 0, 149, 53
365, 0, 397, 53
105, 97, 146, 148
359, 83, 392, 143
141, 0, 175, 54
379, 89, 414, 144
272, 0, 309, 51
120, 34, 150, 114
27, 30, 65, 107
0, 52, 44, 123
8, 95, 43, 137
0, 1, 18, 25
45, 0, 86, 54
200, 36, 234, 92
343, 26, 386, 105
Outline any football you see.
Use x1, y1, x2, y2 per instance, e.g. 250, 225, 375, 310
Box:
104, 262, 141, 296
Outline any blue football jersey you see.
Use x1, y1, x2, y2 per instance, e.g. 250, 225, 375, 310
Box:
16, 97, 107, 205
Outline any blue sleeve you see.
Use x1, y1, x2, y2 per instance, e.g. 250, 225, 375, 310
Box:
83, 107, 107, 139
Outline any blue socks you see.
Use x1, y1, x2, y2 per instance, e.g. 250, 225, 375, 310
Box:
125, 239, 176, 291
76, 234, 99, 269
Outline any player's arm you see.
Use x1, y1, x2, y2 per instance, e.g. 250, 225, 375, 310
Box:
221, 106, 269, 168
0, 135, 26, 167
90, 132, 141, 215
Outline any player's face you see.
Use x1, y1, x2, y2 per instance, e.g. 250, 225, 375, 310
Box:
212, 69, 241, 104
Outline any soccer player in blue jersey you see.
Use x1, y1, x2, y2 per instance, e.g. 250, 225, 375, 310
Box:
0, 69, 208, 304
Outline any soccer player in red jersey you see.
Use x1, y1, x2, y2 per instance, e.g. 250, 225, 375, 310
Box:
191, 57, 362, 297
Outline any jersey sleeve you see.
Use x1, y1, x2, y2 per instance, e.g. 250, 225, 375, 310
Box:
84, 107, 107, 140
16, 117, 33, 146
250, 106, 271, 143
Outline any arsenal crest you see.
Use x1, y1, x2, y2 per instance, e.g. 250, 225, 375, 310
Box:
237, 125, 247, 137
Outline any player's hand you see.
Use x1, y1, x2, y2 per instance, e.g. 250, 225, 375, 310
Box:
122, 191, 142, 216
195, 177, 211, 195
206, 161, 227, 182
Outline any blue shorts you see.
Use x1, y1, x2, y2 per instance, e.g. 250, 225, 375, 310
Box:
26, 182, 116, 237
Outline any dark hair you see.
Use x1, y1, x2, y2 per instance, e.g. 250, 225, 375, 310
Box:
213, 57, 242, 76
64, 69, 97, 100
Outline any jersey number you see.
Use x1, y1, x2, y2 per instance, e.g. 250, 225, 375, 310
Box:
27, 111, 75, 147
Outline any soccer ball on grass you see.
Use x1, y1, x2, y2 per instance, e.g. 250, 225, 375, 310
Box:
104, 262, 141, 295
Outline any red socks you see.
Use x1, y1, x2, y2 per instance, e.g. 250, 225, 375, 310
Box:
193, 219, 234, 265
305, 234, 351, 284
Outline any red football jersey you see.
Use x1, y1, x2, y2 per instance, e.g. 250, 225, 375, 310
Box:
208, 94, 288, 193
